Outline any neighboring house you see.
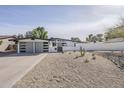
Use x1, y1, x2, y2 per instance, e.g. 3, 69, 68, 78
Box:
0, 35, 16, 52
17, 38, 83, 53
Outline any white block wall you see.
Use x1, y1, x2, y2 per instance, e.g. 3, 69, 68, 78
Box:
63, 42, 124, 51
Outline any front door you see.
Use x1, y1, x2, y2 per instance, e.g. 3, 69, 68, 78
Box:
57, 47, 63, 52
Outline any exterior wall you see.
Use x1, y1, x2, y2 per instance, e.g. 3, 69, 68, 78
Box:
25, 42, 33, 53
81, 42, 124, 51
49, 40, 77, 52
20, 42, 33, 53
19, 39, 49, 53
63, 42, 124, 51
66, 41, 75, 47
49, 41, 57, 52
18, 39, 124, 53
35, 42, 43, 53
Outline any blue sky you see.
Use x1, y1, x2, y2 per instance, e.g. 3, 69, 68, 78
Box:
0, 5, 124, 40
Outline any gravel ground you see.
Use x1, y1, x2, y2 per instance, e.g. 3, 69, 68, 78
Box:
13, 52, 124, 88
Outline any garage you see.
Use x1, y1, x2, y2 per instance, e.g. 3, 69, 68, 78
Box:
18, 39, 49, 53
35, 42, 43, 53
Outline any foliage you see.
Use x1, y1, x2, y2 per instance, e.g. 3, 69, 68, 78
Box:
92, 56, 96, 60
80, 47, 85, 57
86, 34, 103, 43
96, 34, 103, 42
32, 27, 48, 39
105, 18, 124, 40
92, 53, 96, 60
71, 37, 81, 42
84, 58, 89, 63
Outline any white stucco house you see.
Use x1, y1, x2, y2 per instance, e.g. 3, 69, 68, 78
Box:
17, 37, 124, 54
17, 38, 83, 53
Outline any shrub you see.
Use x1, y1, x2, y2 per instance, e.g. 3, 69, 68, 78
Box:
84, 58, 89, 63
92, 53, 95, 56
92, 56, 96, 60
80, 47, 86, 57
74, 56, 79, 59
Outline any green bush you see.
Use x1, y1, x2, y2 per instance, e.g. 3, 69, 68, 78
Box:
92, 56, 96, 60
84, 58, 89, 63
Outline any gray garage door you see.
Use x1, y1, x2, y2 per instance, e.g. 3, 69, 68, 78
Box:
25, 42, 33, 53
35, 42, 43, 53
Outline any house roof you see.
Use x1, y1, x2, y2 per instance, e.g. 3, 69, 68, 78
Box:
17, 37, 85, 43
49, 38, 72, 41
18, 38, 48, 42
0, 35, 16, 39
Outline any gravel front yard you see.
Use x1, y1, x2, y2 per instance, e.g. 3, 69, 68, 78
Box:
13, 52, 124, 88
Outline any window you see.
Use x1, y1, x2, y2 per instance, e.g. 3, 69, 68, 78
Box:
52, 42, 56, 46
43, 42, 48, 44
74, 43, 76, 47
43, 48, 48, 49
62, 43, 67, 46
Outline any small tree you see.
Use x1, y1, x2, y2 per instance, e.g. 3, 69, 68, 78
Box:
71, 37, 81, 42
96, 34, 103, 42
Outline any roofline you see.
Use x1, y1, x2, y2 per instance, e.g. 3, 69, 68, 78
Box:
17, 37, 85, 43
49, 38, 72, 41
0, 35, 16, 39
17, 38, 49, 41
49, 38, 85, 43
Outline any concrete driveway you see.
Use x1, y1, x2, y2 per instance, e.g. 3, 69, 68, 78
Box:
0, 53, 47, 88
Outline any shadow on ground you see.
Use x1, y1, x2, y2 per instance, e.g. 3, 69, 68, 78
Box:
0, 51, 42, 57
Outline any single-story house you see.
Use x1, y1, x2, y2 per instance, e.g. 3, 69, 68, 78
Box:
17, 37, 124, 53
17, 38, 83, 53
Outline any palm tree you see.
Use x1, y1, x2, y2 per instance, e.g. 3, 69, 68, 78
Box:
32, 27, 48, 39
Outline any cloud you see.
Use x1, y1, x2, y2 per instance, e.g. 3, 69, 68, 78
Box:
0, 6, 124, 41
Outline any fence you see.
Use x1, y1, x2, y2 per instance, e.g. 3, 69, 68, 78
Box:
63, 41, 124, 51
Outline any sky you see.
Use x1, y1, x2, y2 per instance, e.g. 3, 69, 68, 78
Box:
0, 5, 124, 40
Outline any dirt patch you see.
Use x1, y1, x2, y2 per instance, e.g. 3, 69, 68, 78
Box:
13, 52, 124, 88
